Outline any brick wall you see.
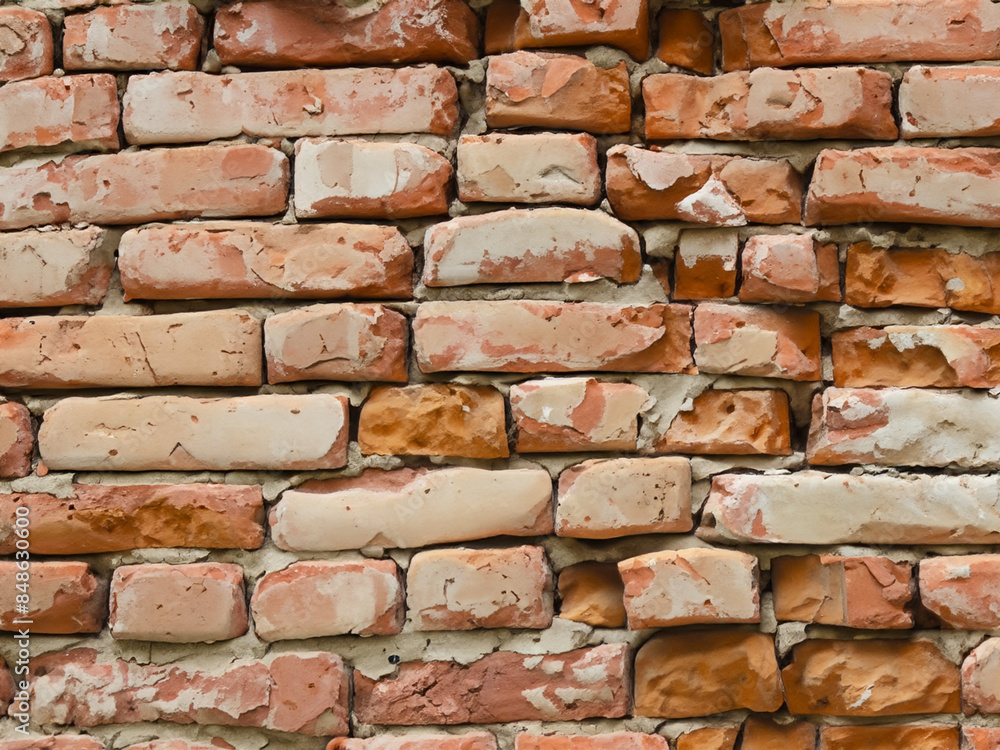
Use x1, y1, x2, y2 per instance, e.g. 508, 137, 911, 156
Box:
1, 0, 1000, 748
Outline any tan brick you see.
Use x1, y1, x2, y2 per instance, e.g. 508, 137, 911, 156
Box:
694, 303, 822, 381
511, 378, 648, 453
0, 8, 53, 82
63, 3, 204, 71
414, 301, 694, 374
119, 221, 412, 301
645, 67, 896, 141
265, 304, 408, 383
634, 630, 783, 718
271, 467, 553, 551
457, 133, 600, 205
901, 66, 1000, 138
359, 384, 508, 459
740, 235, 841, 304
620, 549, 759, 629
920, 555, 1000, 629
0, 310, 261, 389
39, 394, 348, 472
964, 639, 1000, 714
557, 562, 626, 628
0, 144, 289, 230
741, 717, 816, 750
422, 207, 641, 287
657, 9, 713, 74
294, 139, 451, 220
783, 639, 960, 716
0, 484, 264, 555
214, 0, 480, 67
515, 735, 668, 750
0, 561, 104, 634
124, 68, 457, 144
110, 563, 247, 643
30, 649, 349, 736
354, 645, 629, 724
556, 457, 692, 539
673, 229, 738, 301
485, 52, 630, 133
820, 726, 960, 750
772, 555, 913, 629
675, 728, 737, 750
407, 546, 553, 630
0, 402, 31, 479
606, 146, 802, 224
656, 389, 793, 455
251, 560, 404, 641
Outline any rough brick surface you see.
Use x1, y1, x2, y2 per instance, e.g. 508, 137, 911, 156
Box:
655, 389, 793, 455
739, 235, 841, 304
966, 727, 1000, 750
964, 638, 1000, 714
0, 739, 105, 749
673, 229, 738, 300
557, 562, 626, 628
901, 65, 1000, 138
516, 735, 668, 749
329, 736, 497, 750
819, 726, 960, 750
0, 402, 32, 479
675, 729, 738, 750
741, 717, 816, 750
919, 555, 1000, 629
657, 9, 713, 74
0, 8, 53, 82
0, 561, 105, 633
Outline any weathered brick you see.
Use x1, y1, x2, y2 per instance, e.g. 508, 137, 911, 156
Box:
655, 389, 793, 455
251, 560, 404, 641
644, 67, 896, 141
119, 221, 412, 301
739, 234, 841, 304
965, 727, 1000, 750
657, 9, 714, 75
964, 639, 1000, 714
0, 144, 288, 230
805, 147, 1000, 227
557, 562, 626, 628
359, 384, 508, 458
39, 394, 348, 471
619, 549, 759, 629
485, 52, 630, 133
693, 303, 822, 381
0, 561, 104, 634
819, 726, 960, 750
920, 555, 1000, 629
214, 0, 480, 67
702, 471, 1000, 546
719, 0, 1000, 70
511, 378, 649, 453
515, 734, 669, 749
0, 8, 53, 82
741, 717, 816, 750
423, 207, 641, 286
30, 649, 349, 736
457, 133, 600, 205
901, 66, 1000, 139
407, 546, 554, 630
124, 68, 458, 143
124, 743, 222, 750
783, 639, 960, 716
634, 630, 782, 718
0, 739, 105, 749
772, 555, 913, 629
63, 3, 204, 71
265, 304, 407, 383
846, 242, 1000, 315
808, 388, 1000, 468
0, 402, 32, 479
294, 139, 451, 220
556, 457, 692, 539
0, 310, 261, 389
675, 728, 738, 750
0, 227, 113, 308
354, 644, 629, 724
673, 229, 738, 300
0, 484, 264, 554
606, 146, 802, 224
271, 467, 553, 551
109, 563, 247, 643
0, 657, 11, 715
328, 735, 498, 750
414, 301, 694, 374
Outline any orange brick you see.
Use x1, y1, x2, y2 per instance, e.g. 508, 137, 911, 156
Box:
657, 9, 714, 74
656, 389, 793, 455
0, 561, 105, 634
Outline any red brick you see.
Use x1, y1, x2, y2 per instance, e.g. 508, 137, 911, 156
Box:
265, 304, 407, 383
0, 310, 261, 389
214, 0, 479, 67
0, 739, 105, 750
965, 727, 1000, 750
252, 560, 404, 641
0, 144, 288, 230
964, 638, 1000, 714
124, 743, 223, 750
0, 8, 53, 82
901, 66, 1000, 139
0, 561, 105, 634
110, 563, 247, 643
655, 389, 793, 455
294, 139, 451, 220
119, 221, 412, 301
39, 394, 348, 472
657, 9, 713, 74
123, 68, 458, 144
486, 52, 630, 133
515, 735, 668, 750
557, 562, 626, 628
0, 656, 11, 716
0, 484, 264, 555
30, 649, 349, 736
354, 644, 629, 724
920, 554, 1000, 629
414, 301, 694, 374
457, 133, 600, 205
328, 735, 497, 750
63, 3, 204, 71
673, 229, 738, 301
820, 725, 959, 750
720, 0, 1000, 71
423, 207, 640, 287
606, 146, 802, 224
739, 235, 841, 304
742, 717, 816, 750
675, 729, 737, 750
0, 402, 31, 479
